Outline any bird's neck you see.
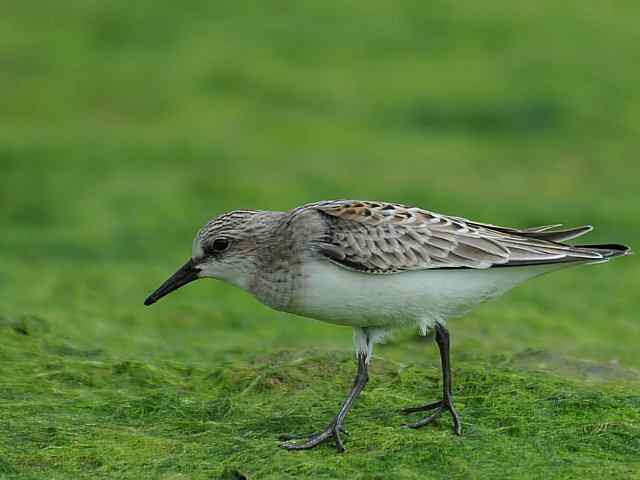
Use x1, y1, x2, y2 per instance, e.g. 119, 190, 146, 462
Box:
245, 211, 310, 311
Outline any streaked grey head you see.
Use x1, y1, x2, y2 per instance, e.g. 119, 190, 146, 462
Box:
144, 210, 274, 306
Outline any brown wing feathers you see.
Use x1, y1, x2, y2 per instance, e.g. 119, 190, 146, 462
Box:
310, 200, 626, 274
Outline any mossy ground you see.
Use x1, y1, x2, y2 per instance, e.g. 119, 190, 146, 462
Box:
1, 1, 640, 478
2, 323, 639, 479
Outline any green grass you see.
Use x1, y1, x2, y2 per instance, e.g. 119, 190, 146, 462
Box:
1, 1, 639, 478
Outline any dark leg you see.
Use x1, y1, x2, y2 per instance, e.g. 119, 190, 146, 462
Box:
402, 323, 462, 435
280, 352, 369, 452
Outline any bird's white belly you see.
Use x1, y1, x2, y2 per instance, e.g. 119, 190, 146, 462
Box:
289, 260, 562, 330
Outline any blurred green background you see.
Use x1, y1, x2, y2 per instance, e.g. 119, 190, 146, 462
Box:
1, 2, 639, 479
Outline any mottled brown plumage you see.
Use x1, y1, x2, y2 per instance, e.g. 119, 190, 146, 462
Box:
301, 200, 624, 273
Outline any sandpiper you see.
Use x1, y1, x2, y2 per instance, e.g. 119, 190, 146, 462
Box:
144, 200, 631, 452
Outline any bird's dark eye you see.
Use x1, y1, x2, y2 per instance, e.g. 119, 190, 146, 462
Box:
211, 238, 230, 252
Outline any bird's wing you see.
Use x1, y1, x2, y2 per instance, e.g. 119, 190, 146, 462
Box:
306, 200, 605, 274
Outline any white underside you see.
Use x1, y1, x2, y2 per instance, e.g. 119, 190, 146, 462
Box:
288, 259, 570, 333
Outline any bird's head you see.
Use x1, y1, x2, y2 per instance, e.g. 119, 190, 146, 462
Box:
144, 210, 278, 306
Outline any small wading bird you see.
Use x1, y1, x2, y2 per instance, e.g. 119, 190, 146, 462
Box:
144, 200, 631, 452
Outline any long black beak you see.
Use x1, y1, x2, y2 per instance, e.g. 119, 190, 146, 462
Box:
144, 258, 200, 306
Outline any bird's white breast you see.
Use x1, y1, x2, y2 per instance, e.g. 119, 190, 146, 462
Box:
288, 260, 563, 331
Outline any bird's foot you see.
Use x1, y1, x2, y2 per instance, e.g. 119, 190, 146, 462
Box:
402, 398, 462, 435
279, 423, 348, 452
278, 425, 347, 441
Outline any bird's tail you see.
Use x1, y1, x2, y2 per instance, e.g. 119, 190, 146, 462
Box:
462, 220, 631, 265
571, 243, 632, 262
517, 225, 632, 262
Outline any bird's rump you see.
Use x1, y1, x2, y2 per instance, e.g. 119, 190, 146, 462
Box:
308, 200, 630, 274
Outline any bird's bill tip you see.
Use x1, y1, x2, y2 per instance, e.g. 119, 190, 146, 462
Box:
144, 258, 199, 306
143, 296, 158, 306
